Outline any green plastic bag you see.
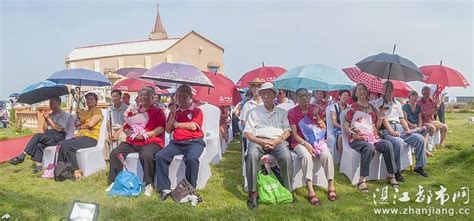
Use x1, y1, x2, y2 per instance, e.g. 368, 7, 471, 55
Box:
257, 170, 293, 204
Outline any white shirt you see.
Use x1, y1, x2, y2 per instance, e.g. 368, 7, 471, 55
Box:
239, 98, 262, 122
276, 98, 295, 111
243, 105, 290, 139
372, 97, 403, 123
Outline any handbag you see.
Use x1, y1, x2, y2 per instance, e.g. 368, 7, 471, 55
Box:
109, 154, 143, 197
42, 145, 59, 179
257, 170, 293, 205
54, 161, 75, 181
171, 178, 202, 203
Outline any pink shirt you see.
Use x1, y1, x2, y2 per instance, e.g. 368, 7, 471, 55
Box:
288, 104, 321, 148
417, 98, 437, 124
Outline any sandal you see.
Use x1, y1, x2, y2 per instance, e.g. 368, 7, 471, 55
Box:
74, 170, 83, 180
308, 194, 321, 206
357, 181, 369, 193
327, 189, 337, 201
388, 176, 399, 189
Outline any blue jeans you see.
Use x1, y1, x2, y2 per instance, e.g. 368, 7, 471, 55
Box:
382, 123, 426, 170
155, 139, 205, 190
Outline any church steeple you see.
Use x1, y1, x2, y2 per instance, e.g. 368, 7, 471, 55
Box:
149, 3, 168, 40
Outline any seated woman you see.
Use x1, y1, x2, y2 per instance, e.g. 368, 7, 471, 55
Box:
329, 90, 351, 156
402, 91, 433, 157
311, 90, 328, 122
106, 87, 166, 197
155, 85, 206, 201
57, 92, 102, 179
343, 83, 399, 192
288, 88, 337, 205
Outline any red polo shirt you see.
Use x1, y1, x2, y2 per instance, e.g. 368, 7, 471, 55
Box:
288, 104, 319, 149
170, 104, 204, 141
124, 105, 166, 148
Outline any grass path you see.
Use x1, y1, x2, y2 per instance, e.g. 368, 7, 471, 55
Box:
0, 113, 473, 220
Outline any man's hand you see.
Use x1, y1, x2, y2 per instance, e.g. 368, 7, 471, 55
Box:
389, 130, 400, 137
43, 111, 50, 119
169, 103, 177, 114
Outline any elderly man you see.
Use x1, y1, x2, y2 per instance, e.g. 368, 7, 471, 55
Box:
105, 89, 128, 159
374, 81, 428, 180
418, 86, 448, 147
9, 96, 70, 173
107, 87, 166, 196
155, 85, 206, 201
276, 89, 295, 111
244, 82, 293, 209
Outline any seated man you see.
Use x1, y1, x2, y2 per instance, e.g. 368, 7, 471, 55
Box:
374, 81, 428, 180
107, 87, 166, 196
9, 96, 69, 173
105, 89, 128, 159
155, 85, 206, 201
417, 86, 448, 147
243, 82, 292, 209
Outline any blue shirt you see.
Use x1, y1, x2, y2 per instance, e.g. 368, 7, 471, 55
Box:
402, 103, 421, 125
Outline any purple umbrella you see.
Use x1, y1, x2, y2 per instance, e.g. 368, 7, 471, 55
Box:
115, 67, 172, 89
141, 62, 214, 87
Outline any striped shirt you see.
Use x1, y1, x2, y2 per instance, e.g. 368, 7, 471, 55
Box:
243, 105, 290, 139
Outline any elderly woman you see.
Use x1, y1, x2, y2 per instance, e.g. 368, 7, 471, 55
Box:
57, 92, 102, 180
106, 87, 166, 196
288, 88, 336, 205
330, 90, 351, 156
311, 90, 328, 121
155, 85, 206, 201
343, 83, 399, 192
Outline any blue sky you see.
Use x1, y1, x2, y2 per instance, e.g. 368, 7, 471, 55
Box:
1, 0, 473, 100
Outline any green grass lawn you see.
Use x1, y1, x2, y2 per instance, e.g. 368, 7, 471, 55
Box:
0, 128, 32, 141
1, 113, 473, 220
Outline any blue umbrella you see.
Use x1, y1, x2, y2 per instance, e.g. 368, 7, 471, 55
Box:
9, 93, 20, 98
47, 68, 111, 86
17, 80, 69, 104
356, 45, 423, 82
273, 64, 355, 92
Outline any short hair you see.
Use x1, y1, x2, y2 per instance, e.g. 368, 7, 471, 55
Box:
85, 92, 98, 101
352, 83, 369, 102
383, 80, 394, 88
50, 96, 61, 103
339, 89, 350, 96
139, 86, 155, 97
176, 85, 193, 97
111, 89, 122, 97
421, 86, 431, 92
409, 90, 418, 97
122, 93, 130, 98
296, 88, 309, 94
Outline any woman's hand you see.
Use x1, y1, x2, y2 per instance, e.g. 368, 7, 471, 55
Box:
389, 130, 400, 137
352, 132, 366, 141
303, 142, 315, 155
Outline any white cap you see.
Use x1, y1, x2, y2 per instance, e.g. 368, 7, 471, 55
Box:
257, 82, 278, 95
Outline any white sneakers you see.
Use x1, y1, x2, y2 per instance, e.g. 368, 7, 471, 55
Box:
144, 184, 154, 197
105, 183, 114, 192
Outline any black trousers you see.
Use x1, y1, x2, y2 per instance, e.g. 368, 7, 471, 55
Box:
109, 142, 161, 185
24, 130, 65, 163
57, 136, 97, 171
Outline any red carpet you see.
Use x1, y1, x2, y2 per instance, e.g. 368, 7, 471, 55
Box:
0, 136, 32, 163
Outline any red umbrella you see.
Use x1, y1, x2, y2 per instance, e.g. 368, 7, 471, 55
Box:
342, 67, 384, 94
193, 71, 242, 106
419, 62, 470, 87
236, 64, 286, 88
112, 78, 155, 92
343, 67, 413, 97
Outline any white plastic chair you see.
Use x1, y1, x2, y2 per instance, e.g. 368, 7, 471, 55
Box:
325, 103, 340, 164
42, 109, 108, 176
125, 149, 212, 190
338, 109, 388, 185
200, 103, 222, 164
